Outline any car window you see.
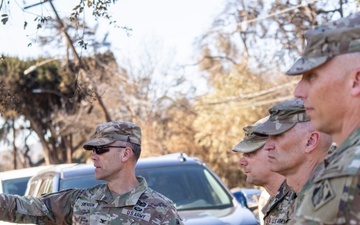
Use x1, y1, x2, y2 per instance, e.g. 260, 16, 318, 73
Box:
136, 165, 233, 211
26, 179, 40, 197
37, 177, 53, 197
2, 177, 31, 195
59, 175, 105, 190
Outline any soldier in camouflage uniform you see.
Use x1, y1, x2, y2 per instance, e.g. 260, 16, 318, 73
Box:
286, 12, 360, 224
233, 116, 295, 225
0, 121, 183, 225
253, 98, 332, 223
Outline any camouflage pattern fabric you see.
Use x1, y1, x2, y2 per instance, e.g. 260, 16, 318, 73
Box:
286, 13, 360, 75
254, 98, 310, 136
232, 116, 269, 153
262, 181, 297, 225
288, 128, 360, 224
0, 176, 183, 225
83, 121, 142, 150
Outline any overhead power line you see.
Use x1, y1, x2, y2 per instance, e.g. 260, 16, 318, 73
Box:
241, 0, 320, 25
201, 80, 298, 106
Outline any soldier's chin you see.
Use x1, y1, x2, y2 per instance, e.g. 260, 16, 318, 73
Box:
94, 169, 104, 180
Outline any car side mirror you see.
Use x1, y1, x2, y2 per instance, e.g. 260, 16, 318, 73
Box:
233, 191, 248, 208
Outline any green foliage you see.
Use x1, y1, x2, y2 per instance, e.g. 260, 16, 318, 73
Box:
70, 0, 118, 23
0, 56, 86, 164
0, 57, 76, 116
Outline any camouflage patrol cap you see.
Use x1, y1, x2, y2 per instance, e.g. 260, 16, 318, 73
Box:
83, 121, 141, 150
233, 116, 268, 153
286, 13, 360, 75
254, 98, 310, 135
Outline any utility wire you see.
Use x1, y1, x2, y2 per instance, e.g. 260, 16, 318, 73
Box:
200, 80, 298, 106
241, 0, 320, 25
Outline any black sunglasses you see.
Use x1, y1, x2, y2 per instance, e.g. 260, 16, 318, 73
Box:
92, 145, 127, 155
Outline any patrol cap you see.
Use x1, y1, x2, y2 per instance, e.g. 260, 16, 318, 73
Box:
286, 13, 360, 75
254, 98, 310, 135
233, 116, 269, 153
83, 121, 141, 150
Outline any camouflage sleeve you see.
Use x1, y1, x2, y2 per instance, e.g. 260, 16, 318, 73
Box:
288, 175, 360, 225
0, 189, 81, 225
163, 204, 184, 225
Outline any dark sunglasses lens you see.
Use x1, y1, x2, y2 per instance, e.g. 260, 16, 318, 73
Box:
93, 147, 110, 155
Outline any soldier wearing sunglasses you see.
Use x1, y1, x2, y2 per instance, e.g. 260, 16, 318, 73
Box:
0, 121, 184, 225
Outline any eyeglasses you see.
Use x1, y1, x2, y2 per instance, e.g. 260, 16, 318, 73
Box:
92, 145, 127, 155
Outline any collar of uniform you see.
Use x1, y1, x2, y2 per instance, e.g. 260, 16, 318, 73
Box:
335, 127, 360, 157
261, 180, 294, 216
316, 127, 360, 181
93, 176, 148, 206
323, 127, 360, 168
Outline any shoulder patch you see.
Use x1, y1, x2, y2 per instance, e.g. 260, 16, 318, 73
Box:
311, 180, 335, 210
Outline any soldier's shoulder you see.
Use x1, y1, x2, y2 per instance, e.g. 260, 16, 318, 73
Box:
292, 174, 360, 224
142, 187, 175, 205
73, 183, 107, 199
320, 145, 360, 180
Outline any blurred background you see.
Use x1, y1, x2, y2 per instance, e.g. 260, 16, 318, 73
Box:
0, 0, 359, 189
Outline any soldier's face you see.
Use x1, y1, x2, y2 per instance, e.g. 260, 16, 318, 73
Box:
239, 145, 274, 186
91, 141, 127, 181
294, 55, 350, 138
264, 124, 308, 176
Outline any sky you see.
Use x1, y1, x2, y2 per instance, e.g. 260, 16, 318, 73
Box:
0, 0, 226, 63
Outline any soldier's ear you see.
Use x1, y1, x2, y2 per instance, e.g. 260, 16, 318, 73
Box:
305, 132, 319, 153
351, 69, 360, 96
120, 147, 133, 162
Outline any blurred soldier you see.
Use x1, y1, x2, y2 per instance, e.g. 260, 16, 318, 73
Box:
286, 12, 360, 224
0, 121, 183, 225
254, 98, 332, 211
233, 116, 296, 225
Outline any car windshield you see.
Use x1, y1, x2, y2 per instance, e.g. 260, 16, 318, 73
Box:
2, 177, 31, 195
136, 165, 233, 211
59, 175, 106, 190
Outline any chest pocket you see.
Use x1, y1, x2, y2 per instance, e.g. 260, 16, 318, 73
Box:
89, 212, 120, 225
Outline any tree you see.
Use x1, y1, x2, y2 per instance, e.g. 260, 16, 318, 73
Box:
0, 0, 124, 167
102, 43, 199, 158
1, 0, 121, 29
0, 56, 86, 165
0, 40, 197, 169
198, 0, 359, 74
192, 0, 358, 188
193, 61, 295, 188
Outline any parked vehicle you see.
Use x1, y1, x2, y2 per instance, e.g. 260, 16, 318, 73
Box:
230, 188, 261, 210
25, 163, 105, 197
0, 166, 52, 195
231, 187, 262, 222
0, 165, 52, 225
25, 153, 258, 225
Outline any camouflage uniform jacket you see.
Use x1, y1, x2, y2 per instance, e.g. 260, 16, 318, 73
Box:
293, 162, 325, 211
289, 128, 360, 224
261, 181, 296, 225
0, 176, 183, 225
